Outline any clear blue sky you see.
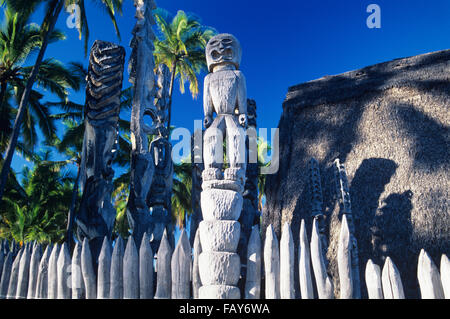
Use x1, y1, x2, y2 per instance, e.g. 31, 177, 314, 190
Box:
10, 0, 450, 174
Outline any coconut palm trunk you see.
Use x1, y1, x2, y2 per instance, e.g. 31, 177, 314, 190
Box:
0, 81, 7, 106
166, 60, 177, 131
0, 0, 64, 202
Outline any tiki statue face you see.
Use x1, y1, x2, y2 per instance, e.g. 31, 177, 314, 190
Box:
206, 33, 242, 72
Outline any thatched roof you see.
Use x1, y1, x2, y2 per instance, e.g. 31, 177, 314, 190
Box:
263, 49, 450, 298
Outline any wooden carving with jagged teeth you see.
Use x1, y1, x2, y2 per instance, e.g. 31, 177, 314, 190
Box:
76, 40, 125, 261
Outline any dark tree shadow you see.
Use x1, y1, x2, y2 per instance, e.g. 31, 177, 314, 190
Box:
374, 190, 415, 297
395, 104, 449, 170
349, 158, 398, 261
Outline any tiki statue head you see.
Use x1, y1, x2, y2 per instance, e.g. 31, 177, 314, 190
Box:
206, 33, 242, 72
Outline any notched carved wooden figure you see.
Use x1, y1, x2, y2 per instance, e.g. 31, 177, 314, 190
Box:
147, 128, 174, 250
203, 34, 248, 189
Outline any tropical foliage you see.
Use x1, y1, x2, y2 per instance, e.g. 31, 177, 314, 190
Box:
0, 150, 73, 244
0, 2, 270, 246
153, 8, 216, 128
0, 8, 82, 153
0, 0, 124, 207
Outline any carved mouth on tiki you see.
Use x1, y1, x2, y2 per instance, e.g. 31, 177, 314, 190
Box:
211, 48, 234, 63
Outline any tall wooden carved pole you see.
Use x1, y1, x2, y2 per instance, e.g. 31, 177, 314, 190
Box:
238, 99, 259, 264
309, 158, 328, 257
126, 0, 158, 246
334, 159, 361, 298
199, 34, 247, 299
148, 64, 174, 252
76, 40, 125, 261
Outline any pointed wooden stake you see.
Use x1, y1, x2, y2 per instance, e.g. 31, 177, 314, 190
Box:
310, 218, 334, 299
124, 236, 139, 299
298, 219, 314, 299
338, 215, 353, 299
27, 244, 42, 299
81, 239, 96, 299
192, 228, 202, 299
97, 237, 112, 299
71, 242, 85, 299
47, 244, 60, 299
35, 245, 52, 299
110, 236, 124, 299
139, 233, 154, 299
171, 229, 191, 299
417, 249, 444, 299
57, 243, 71, 299
440, 254, 450, 299
245, 225, 261, 299
365, 259, 383, 299
0, 252, 13, 299
16, 245, 32, 298
381, 257, 405, 299
264, 224, 280, 299
154, 230, 172, 299
280, 222, 294, 299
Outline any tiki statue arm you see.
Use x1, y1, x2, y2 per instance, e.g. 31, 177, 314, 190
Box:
236, 70, 247, 127
203, 74, 214, 128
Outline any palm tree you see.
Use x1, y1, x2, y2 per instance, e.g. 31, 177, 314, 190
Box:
0, 0, 124, 204
0, 8, 82, 153
0, 150, 74, 244
171, 160, 192, 229
0, 8, 82, 217
153, 8, 216, 129
0, 8, 69, 102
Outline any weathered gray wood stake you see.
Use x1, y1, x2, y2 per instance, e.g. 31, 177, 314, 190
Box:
441, 254, 450, 299
124, 236, 139, 299
192, 228, 202, 299
35, 245, 52, 299
0, 252, 13, 298
245, 225, 261, 299
7, 248, 23, 299
280, 222, 294, 299
381, 256, 405, 299
57, 243, 71, 299
10, 240, 17, 254
16, 245, 31, 298
155, 230, 172, 299
71, 242, 85, 299
27, 244, 42, 299
337, 214, 353, 299
298, 219, 314, 299
264, 225, 280, 299
310, 218, 334, 299
417, 249, 444, 299
47, 244, 60, 299
81, 239, 96, 299
171, 229, 191, 299
110, 236, 124, 299
97, 237, 112, 299
0, 240, 6, 255
139, 233, 153, 299
365, 259, 383, 299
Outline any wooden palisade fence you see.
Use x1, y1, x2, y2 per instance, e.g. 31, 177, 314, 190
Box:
0, 219, 448, 299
